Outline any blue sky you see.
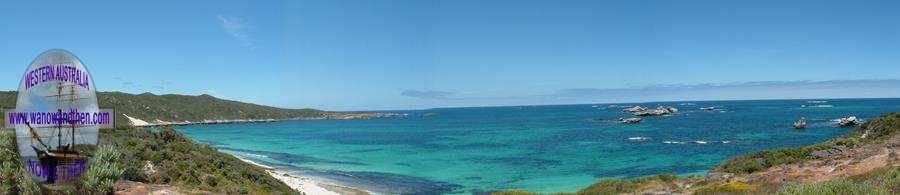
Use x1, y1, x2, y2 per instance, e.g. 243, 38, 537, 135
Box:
0, 1, 898, 111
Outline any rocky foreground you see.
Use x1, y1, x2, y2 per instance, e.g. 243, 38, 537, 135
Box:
114, 180, 217, 195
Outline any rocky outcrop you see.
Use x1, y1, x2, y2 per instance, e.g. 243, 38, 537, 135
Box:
618, 117, 642, 123
623, 106, 647, 112
726, 134, 900, 184
631, 106, 679, 116
809, 145, 848, 159
839, 116, 859, 127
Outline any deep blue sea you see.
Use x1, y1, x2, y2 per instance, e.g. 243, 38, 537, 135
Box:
176, 98, 900, 194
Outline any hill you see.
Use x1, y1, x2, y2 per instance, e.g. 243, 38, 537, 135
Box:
97, 92, 337, 126
0, 91, 390, 128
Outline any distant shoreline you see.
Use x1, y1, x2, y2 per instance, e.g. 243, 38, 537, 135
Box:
124, 112, 400, 127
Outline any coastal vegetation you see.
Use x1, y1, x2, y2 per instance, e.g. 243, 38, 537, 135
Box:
1, 91, 395, 194
100, 126, 297, 194
0, 130, 41, 194
2, 129, 123, 195
716, 112, 900, 175
78, 145, 125, 194
0, 125, 297, 194
776, 166, 900, 194
97, 92, 343, 127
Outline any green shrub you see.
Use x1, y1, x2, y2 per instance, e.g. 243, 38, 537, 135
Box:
777, 166, 900, 195
639, 174, 678, 183
0, 130, 42, 194
79, 145, 126, 194
694, 181, 757, 194
578, 179, 636, 195
777, 179, 884, 195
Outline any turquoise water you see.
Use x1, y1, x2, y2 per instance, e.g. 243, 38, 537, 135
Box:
177, 98, 900, 194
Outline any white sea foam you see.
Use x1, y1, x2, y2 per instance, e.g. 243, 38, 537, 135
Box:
234, 156, 275, 169
247, 153, 269, 159
627, 137, 652, 141
662, 140, 732, 144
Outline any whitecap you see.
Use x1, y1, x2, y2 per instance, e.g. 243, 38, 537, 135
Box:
627, 137, 652, 141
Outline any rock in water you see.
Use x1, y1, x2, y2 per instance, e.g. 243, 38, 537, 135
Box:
794, 117, 806, 129
839, 116, 859, 127
618, 117, 642, 123
623, 106, 646, 112
632, 106, 679, 116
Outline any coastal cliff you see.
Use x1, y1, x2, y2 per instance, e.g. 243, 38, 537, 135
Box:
495, 112, 900, 195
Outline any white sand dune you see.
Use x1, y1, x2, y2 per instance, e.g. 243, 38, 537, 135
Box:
123, 114, 150, 126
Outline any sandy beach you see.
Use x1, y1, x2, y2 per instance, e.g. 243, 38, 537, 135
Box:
235, 156, 370, 195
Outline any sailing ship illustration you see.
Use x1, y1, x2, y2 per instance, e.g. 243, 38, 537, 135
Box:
24, 80, 92, 183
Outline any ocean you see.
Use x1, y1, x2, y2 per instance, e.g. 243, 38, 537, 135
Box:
176, 98, 900, 194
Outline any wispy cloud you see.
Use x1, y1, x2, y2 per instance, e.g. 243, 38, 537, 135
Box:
397, 79, 900, 109
546, 79, 900, 102
401, 90, 456, 100
217, 15, 253, 49
152, 81, 170, 89
121, 81, 142, 88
